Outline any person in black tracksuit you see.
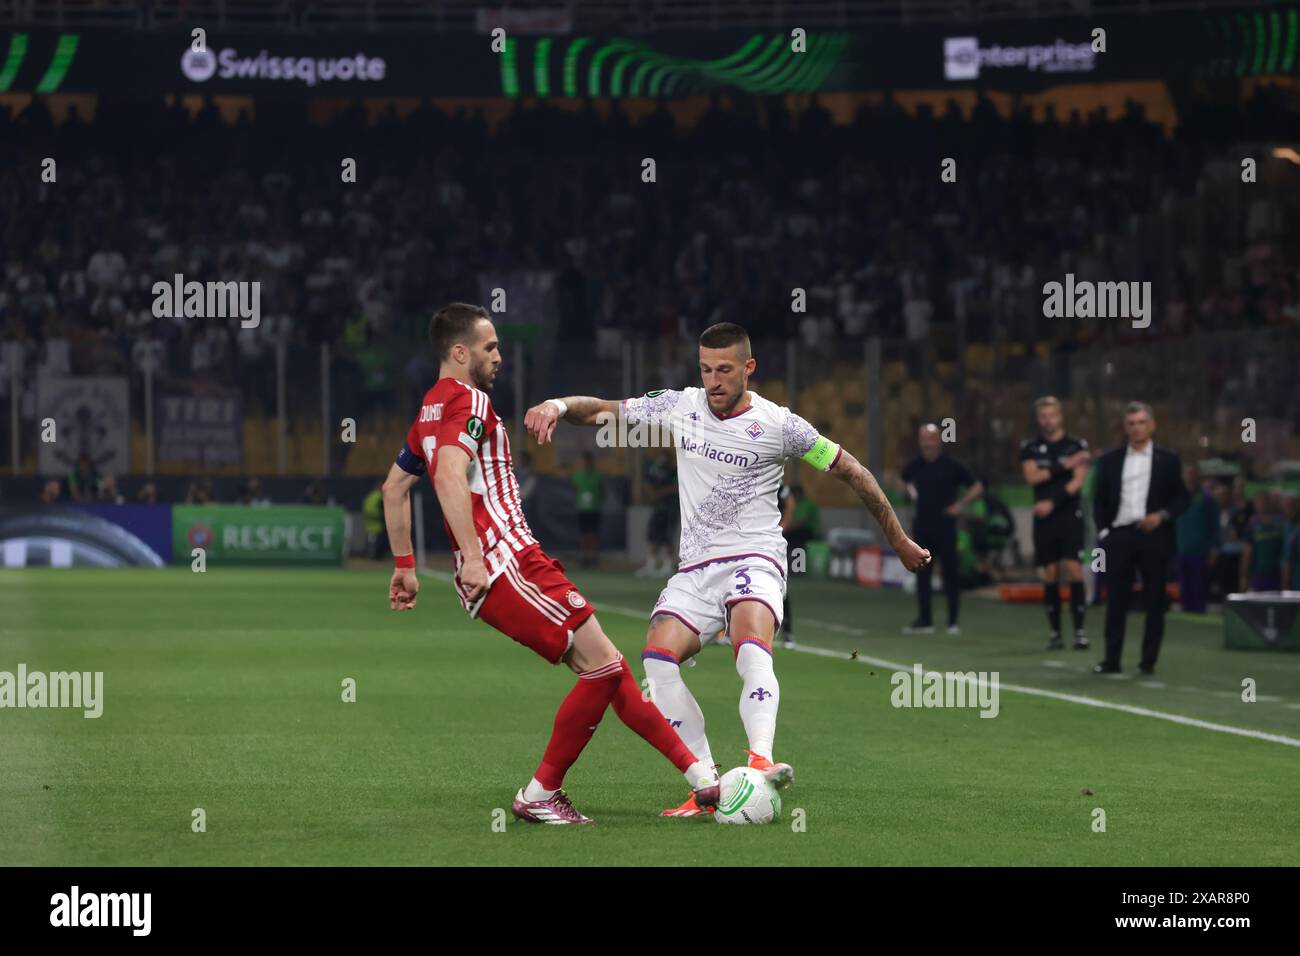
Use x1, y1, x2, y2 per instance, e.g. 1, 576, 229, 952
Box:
1020, 396, 1092, 651
900, 424, 983, 635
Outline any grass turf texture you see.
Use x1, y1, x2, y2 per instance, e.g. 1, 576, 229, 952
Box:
1, 567, 1296, 866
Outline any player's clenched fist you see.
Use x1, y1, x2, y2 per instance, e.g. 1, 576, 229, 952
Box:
389, 568, 419, 610
524, 401, 561, 444
458, 556, 490, 603
894, 536, 932, 573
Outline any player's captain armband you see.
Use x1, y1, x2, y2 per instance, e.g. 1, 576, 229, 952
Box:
801, 435, 841, 472
395, 445, 426, 476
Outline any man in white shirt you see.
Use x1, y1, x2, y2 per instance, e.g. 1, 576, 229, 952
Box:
1114, 441, 1152, 528
525, 322, 930, 816
1091, 402, 1190, 675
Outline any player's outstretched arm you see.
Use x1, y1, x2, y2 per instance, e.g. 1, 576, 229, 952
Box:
830, 448, 932, 573
382, 462, 421, 610
523, 396, 622, 443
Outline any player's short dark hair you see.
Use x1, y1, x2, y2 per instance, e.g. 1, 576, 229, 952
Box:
699, 322, 751, 359
429, 303, 490, 362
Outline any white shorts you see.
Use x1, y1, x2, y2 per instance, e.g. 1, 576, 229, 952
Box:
651, 555, 786, 640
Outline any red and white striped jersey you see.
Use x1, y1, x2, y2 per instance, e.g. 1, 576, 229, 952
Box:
403, 377, 537, 581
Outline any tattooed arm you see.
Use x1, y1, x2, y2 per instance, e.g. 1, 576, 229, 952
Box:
830, 448, 932, 573
526, 390, 681, 444
523, 396, 621, 443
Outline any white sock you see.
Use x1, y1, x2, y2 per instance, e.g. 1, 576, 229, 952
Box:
684, 760, 718, 789
643, 655, 715, 783
736, 641, 779, 759
522, 777, 556, 802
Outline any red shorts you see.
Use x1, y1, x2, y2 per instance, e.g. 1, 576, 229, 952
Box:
473, 546, 596, 664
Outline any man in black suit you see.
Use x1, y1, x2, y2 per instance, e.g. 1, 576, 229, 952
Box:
1091, 402, 1190, 676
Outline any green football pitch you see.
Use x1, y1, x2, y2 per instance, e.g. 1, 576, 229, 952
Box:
1, 566, 1296, 866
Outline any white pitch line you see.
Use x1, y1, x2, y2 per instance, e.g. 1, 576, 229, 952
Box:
780, 640, 1300, 749
420, 571, 1300, 750
588, 599, 1300, 750
813, 621, 868, 635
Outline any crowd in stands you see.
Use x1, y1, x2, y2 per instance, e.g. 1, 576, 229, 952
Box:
1, 83, 1297, 484
1180, 477, 1300, 597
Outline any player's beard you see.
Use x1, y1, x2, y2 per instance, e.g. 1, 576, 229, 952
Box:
471, 358, 497, 391
710, 384, 744, 415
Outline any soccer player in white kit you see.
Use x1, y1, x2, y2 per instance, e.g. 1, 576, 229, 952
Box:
525, 323, 931, 816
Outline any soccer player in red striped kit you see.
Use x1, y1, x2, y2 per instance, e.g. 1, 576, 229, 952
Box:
382, 303, 720, 824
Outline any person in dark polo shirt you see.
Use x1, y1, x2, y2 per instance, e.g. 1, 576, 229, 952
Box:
1020, 396, 1091, 650
900, 424, 984, 635
1174, 463, 1219, 613
1240, 490, 1287, 592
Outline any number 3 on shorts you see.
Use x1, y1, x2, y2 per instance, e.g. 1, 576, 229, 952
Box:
734, 567, 753, 595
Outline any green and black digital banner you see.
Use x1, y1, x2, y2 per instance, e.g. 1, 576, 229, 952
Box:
1, 7, 1297, 98
0, 504, 349, 568
171, 505, 347, 567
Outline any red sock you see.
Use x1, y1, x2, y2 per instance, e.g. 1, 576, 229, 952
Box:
610, 659, 696, 774
534, 657, 623, 789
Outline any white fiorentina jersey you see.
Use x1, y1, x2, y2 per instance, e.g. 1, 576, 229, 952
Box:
622, 386, 840, 574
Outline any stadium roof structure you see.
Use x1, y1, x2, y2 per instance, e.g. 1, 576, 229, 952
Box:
3, 0, 1292, 32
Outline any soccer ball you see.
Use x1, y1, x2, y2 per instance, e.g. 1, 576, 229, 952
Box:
713, 767, 781, 825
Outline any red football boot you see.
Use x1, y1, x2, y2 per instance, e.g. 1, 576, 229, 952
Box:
512, 788, 594, 825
